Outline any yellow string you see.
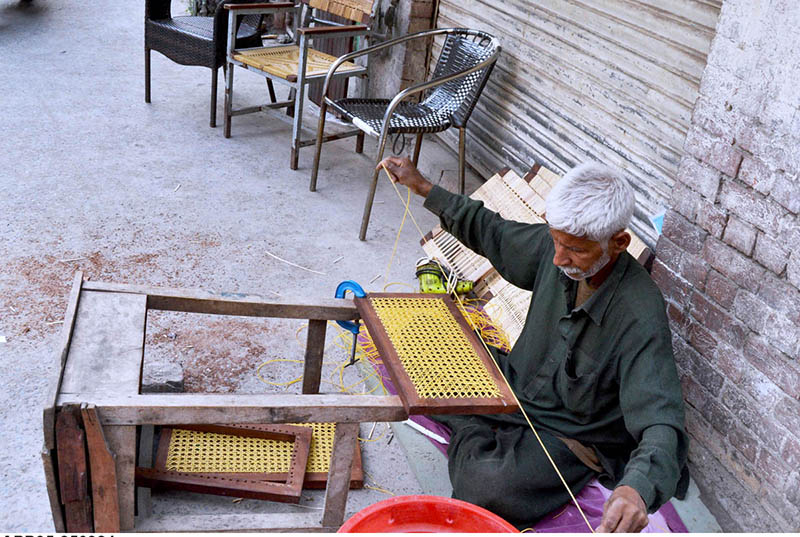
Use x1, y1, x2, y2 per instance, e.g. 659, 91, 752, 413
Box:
380, 164, 595, 533
384, 186, 412, 285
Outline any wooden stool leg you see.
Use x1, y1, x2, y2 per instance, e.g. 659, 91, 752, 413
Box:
210, 67, 218, 128
321, 423, 359, 528
144, 47, 151, 103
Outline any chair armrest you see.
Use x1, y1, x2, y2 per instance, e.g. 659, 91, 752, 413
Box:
320, 28, 458, 99
224, 2, 296, 9
297, 24, 368, 35
373, 47, 500, 139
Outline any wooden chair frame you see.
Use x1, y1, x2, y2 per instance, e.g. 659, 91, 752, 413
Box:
223, 2, 372, 170
41, 272, 408, 532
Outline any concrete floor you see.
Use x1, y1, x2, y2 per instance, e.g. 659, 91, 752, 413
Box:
0, 0, 720, 532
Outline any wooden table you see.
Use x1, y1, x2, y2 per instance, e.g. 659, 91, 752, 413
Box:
42, 272, 408, 532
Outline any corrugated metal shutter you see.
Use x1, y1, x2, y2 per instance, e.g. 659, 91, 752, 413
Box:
431, 0, 720, 246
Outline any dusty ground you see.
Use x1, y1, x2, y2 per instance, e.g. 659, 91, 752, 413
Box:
0, 0, 477, 530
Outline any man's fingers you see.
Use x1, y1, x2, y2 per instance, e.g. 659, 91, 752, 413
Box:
596, 500, 623, 533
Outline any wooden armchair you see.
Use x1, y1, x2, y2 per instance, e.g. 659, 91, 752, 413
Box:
223, 0, 374, 169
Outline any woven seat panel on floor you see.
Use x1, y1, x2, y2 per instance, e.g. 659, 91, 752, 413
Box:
328, 99, 452, 136
233, 45, 362, 81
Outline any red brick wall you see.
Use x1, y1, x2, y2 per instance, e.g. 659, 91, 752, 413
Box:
652, 0, 800, 530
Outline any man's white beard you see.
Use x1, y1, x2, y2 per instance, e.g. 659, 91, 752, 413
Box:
559, 250, 611, 281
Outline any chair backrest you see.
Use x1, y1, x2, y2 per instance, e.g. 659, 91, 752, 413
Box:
302, 0, 373, 24
423, 29, 501, 129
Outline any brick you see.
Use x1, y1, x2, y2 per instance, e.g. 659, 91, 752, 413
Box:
677, 154, 723, 200
755, 411, 789, 453
705, 270, 739, 309
720, 384, 760, 429
757, 272, 800, 325
761, 309, 800, 357
667, 302, 690, 338
753, 233, 789, 274
738, 156, 776, 195
769, 172, 800, 214
732, 289, 770, 333
682, 340, 725, 395
691, 96, 737, 145
654, 236, 682, 266
662, 210, 707, 256
651, 259, 692, 308
775, 396, 800, 434
756, 448, 790, 488
704, 236, 765, 293
691, 290, 749, 348
716, 344, 785, 412
689, 321, 719, 357
696, 200, 728, 238
723, 216, 757, 255
782, 436, 800, 469
788, 250, 800, 290
746, 127, 794, 174
685, 128, 744, 178
787, 472, 800, 510
743, 335, 800, 400
727, 425, 758, 463
719, 180, 784, 234
410, 0, 434, 18
678, 251, 709, 290
668, 182, 701, 221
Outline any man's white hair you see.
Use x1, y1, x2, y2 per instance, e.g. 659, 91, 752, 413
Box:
545, 162, 635, 242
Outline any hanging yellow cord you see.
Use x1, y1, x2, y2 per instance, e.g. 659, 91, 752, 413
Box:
380, 164, 595, 533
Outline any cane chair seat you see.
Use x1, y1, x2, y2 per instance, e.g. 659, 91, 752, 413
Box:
233, 45, 363, 82
328, 99, 453, 136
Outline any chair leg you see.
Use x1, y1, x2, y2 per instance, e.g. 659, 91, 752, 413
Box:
266, 79, 277, 103
287, 88, 297, 117
210, 67, 218, 128
310, 101, 329, 192
458, 127, 466, 195
290, 36, 309, 170
224, 63, 234, 138
359, 135, 390, 241
412, 133, 424, 166
144, 47, 151, 103
355, 132, 365, 154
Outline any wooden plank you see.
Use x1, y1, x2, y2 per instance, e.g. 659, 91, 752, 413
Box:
59, 290, 147, 397
80, 404, 120, 532
57, 393, 408, 425
355, 294, 518, 415
136, 425, 154, 519
43, 271, 84, 450
321, 422, 358, 527
81, 280, 360, 321
55, 405, 93, 532
41, 448, 66, 532
105, 426, 137, 531
302, 319, 327, 394
134, 511, 326, 532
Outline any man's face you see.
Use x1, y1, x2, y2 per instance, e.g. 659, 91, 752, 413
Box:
549, 229, 610, 281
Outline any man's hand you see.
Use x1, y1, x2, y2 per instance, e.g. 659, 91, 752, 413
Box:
377, 156, 433, 198
596, 485, 648, 533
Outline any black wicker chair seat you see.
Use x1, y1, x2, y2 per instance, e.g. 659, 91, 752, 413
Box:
328, 99, 453, 136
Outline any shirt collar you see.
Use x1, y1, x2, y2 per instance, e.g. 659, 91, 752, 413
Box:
558, 252, 632, 326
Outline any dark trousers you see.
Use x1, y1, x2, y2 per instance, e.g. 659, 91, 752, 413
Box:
434, 414, 596, 530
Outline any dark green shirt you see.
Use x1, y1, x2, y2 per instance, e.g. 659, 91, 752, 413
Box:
424, 185, 688, 511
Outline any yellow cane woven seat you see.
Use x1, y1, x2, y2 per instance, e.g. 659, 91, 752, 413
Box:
166, 422, 338, 474
233, 46, 362, 82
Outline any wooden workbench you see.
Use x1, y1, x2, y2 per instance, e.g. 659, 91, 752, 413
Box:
42, 272, 408, 532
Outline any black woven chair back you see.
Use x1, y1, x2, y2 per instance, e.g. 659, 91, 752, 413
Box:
423, 29, 499, 129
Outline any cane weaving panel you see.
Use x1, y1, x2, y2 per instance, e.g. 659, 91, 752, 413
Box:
355, 293, 518, 415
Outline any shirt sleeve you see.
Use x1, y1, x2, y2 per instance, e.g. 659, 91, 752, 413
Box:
614, 297, 689, 512
423, 185, 550, 290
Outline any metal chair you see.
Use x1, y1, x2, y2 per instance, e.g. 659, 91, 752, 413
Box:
144, 0, 267, 127
223, 0, 374, 169
309, 28, 501, 240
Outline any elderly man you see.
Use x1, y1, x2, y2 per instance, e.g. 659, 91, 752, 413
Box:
379, 156, 688, 533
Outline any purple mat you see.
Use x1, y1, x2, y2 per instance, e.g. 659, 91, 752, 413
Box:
360, 333, 688, 533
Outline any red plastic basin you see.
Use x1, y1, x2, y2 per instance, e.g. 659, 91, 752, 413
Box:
338, 495, 519, 533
